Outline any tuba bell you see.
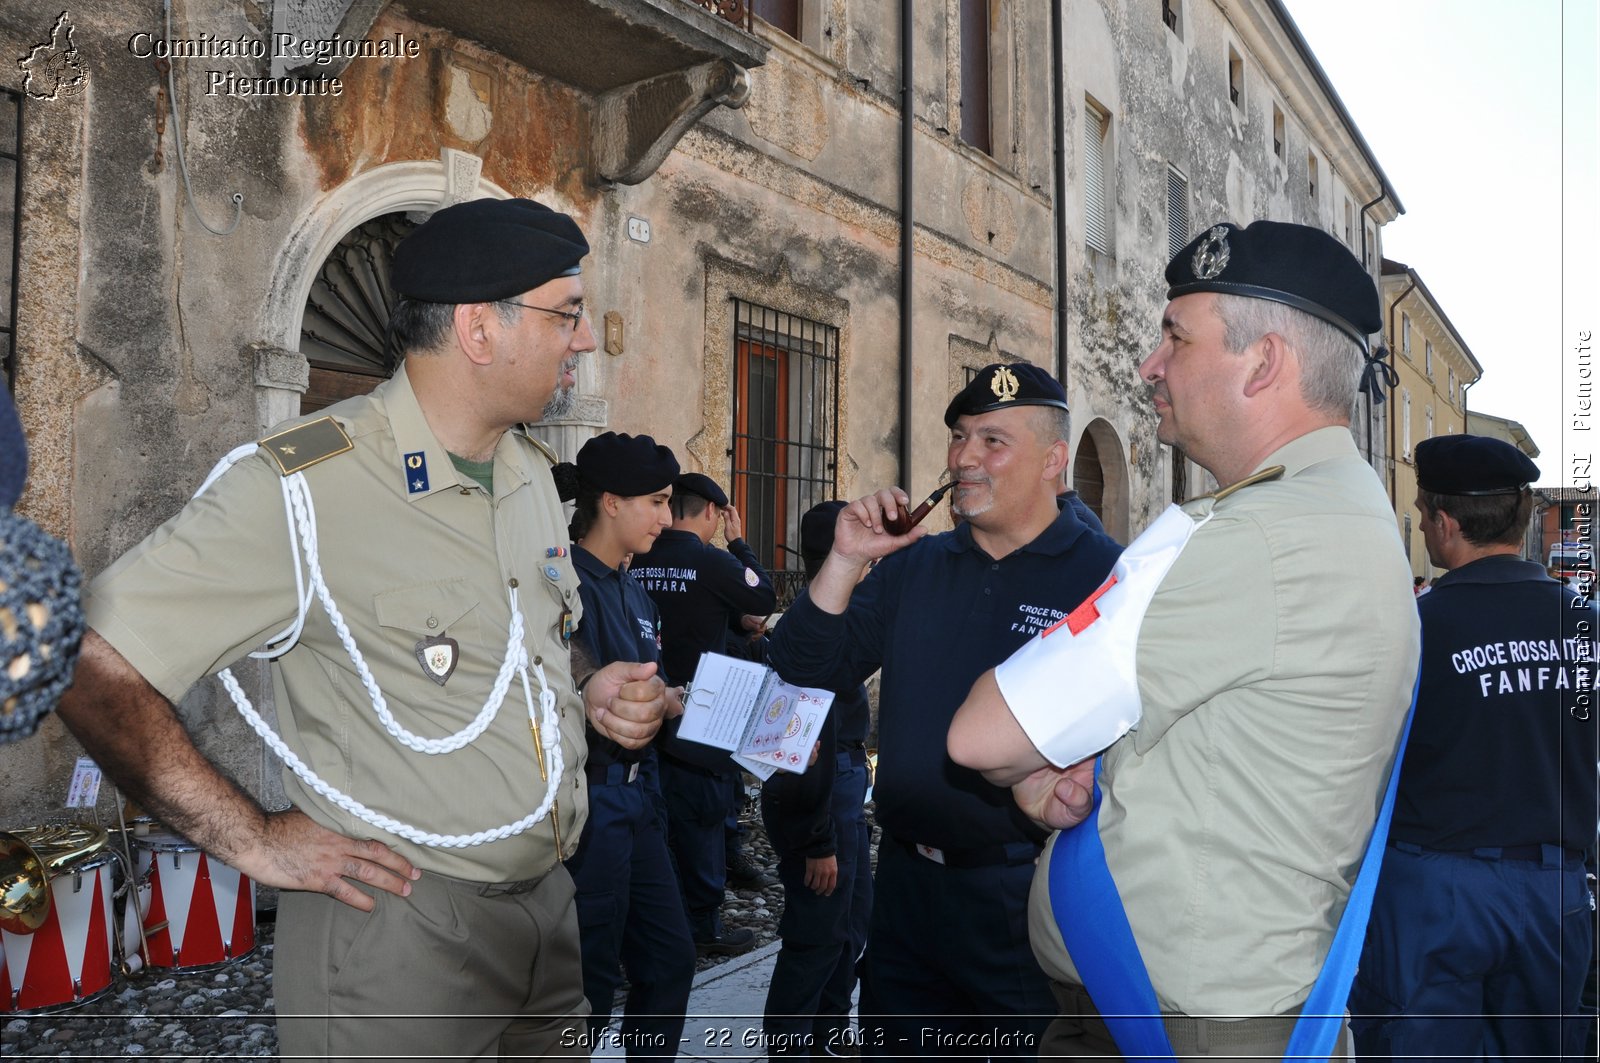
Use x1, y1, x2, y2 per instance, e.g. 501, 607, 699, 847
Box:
0, 824, 108, 934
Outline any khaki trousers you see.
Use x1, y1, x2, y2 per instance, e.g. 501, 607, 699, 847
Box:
274, 865, 590, 1061
1040, 979, 1353, 1061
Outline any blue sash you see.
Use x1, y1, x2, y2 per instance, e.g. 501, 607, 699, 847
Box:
1048, 676, 1419, 1061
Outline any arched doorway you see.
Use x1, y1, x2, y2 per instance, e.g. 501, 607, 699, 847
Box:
260, 155, 516, 426
1072, 417, 1130, 542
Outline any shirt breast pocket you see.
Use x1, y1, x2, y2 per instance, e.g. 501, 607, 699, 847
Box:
373, 579, 486, 688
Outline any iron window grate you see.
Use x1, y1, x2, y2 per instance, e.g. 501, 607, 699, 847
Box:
729, 297, 840, 587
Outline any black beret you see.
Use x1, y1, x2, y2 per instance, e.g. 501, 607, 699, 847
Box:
391, 198, 589, 303
800, 500, 847, 560
1416, 434, 1540, 496
673, 472, 728, 508
576, 432, 679, 496
1165, 220, 1381, 351
1, 385, 26, 509
943, 362, 1068, 427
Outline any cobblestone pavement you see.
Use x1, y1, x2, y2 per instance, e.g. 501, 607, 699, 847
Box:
4, 810, 789, 1059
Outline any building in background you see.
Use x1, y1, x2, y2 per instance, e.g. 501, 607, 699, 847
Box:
0, 0, 1399, 820
1467, 410, 1543, 561
1381, 257, 1484, 579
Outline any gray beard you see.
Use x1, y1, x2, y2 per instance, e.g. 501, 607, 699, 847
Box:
541, 383, 577, 421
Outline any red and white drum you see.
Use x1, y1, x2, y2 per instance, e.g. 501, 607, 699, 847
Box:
131, 829, 255, 971
0, 833, 117, 1012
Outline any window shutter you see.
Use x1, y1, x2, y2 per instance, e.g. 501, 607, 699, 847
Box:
1084, 102, 1109, 255
1166, 168, 1189, 260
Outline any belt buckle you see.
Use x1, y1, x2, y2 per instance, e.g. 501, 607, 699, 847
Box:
627, 763, 639, 783
915, 843, 946, 865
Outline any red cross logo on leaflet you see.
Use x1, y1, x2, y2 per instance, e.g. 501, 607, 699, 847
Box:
1041, 574, 1119, 638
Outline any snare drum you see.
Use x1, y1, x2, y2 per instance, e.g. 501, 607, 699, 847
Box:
132, 829, 255, 971
0, 826, 117, 1012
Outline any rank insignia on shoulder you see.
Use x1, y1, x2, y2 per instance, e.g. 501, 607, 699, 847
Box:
415, 634, 459, 686
259, 417, 353, 476
403, 451, 430, 494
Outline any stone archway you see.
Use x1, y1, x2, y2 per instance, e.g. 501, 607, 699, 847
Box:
1072, 416, 1129, 542
255, 152, 512, 429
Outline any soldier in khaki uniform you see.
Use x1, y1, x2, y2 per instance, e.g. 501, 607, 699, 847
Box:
57, 198, 669, 1061
948, 221, 1420, 1060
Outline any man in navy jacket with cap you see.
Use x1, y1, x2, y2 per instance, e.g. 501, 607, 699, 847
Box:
767, 363, 1121, 1059
1352, 434, 1597, 1060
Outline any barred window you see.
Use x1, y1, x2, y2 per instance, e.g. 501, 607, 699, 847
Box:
2, 89, 22, 390
730, 299, 839, 595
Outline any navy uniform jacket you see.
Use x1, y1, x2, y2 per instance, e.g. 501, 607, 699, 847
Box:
629, 529, 777, 681
572, 544, 664, 770
1394, 555, 1599, 854
630, 529, 777, 772
767, 504, 1122, 852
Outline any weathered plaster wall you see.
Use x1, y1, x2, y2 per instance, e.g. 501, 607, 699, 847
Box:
1060, 0, 1393, 535
0, 1, 603, 824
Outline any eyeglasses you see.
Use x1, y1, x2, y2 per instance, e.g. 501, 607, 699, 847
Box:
501, 299, 587, 329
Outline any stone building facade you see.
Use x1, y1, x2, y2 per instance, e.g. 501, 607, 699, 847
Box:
0, 0, 1398, 821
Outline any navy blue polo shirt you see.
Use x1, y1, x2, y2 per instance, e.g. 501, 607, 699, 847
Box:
768, 504, 1122, 852
628, 529, 777, 686
573, 544, 666, 769
1394, 555, 1599, 854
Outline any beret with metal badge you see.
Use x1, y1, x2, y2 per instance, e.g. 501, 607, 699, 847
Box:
1166, 220, 1381, 352
944, 362, 1069, 427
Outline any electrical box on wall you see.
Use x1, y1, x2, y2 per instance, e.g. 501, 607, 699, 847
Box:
626, 216, 651, 243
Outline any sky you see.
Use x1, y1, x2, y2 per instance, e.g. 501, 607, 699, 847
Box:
1282, 0, 1598, 488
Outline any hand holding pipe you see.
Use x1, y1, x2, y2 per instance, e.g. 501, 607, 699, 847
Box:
882, 482, 955, 536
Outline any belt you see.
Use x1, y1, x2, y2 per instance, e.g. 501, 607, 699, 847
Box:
893, 835, 1040, 869
428, 866, 557, 898
1390, 839, 1587, 865
1054, 980, 1301, 1051
585, 761, 642, 785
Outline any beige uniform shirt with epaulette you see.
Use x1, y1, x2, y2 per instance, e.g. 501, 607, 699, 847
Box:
1029, 426, 1421, 1016
85, 365, 588, 883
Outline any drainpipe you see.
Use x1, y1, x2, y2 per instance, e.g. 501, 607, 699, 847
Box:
1051, 0, 1068, 389
1386, 274, 1419, 508
898, 0, 914, 487
1357, 192, 1385, 467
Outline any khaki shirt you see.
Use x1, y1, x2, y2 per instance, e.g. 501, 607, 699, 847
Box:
1030, 427, 1420, 1016
85, 365, 588, 882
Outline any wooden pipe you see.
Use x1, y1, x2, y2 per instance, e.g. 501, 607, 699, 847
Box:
883, 481, 955, 535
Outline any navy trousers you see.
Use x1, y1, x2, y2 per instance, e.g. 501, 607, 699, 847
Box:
763, 756, 873, 1056
660, 756, 737, 940
566, 757, 696, 1062
1351, 842, 1595, 1061
858, 840, 1053, 1060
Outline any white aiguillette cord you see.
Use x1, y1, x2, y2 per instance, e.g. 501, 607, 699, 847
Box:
196, 445, 564, 848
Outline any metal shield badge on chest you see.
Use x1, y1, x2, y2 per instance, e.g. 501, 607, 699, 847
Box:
414, 635, 459, 686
